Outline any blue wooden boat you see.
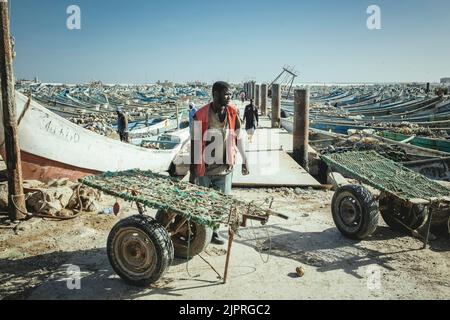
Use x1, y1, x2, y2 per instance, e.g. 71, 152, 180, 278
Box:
379, 131, 450, 153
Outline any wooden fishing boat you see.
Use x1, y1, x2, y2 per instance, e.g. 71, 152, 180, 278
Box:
378, 131, 450, 153
0, 91, 185, 181
281, 120, 450, 181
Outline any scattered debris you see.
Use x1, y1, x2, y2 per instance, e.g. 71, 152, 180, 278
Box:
295, 266, 305, 277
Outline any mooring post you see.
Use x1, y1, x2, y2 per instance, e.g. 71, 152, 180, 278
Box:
251, 82, 256, 100
0, 2, 27, 221
260, 84, 267, 116
176, 103, 179, 129
255, 84, 260, 108
293, 89, 310, 171
271, 84, 281, 128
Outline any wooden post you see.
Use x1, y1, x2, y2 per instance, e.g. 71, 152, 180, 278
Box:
176, 103, 179, 129
271, 84, 281, 128
251, 82, 256, 100
293, 89, 310, 171
260, 84, 267, 116
0, 2, 27, 221
255, 84, 260, 108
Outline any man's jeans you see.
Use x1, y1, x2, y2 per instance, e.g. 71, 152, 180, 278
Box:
197, 173, 233, 196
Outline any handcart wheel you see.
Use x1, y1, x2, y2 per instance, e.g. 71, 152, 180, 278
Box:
155, 209, 213, 259
331, 184, 379, 240
107, 214, 174, 287
379, 192, 428, 232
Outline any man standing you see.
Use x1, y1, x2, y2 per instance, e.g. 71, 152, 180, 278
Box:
116, 106, 129, 143
243, 99, 259, 143
190, 81, 249, 244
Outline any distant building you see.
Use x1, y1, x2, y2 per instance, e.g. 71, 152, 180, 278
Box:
441, 78, 450, 84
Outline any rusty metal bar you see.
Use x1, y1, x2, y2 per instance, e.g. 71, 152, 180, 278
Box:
223, 228, 235, 284
423, 209, 433, 249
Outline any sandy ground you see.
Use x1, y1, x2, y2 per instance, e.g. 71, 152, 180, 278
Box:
0, 184, 449, 300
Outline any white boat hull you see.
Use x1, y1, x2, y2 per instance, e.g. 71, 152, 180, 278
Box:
0, 91, 181, 181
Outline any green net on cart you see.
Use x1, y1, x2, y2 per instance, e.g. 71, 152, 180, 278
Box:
321, 151, 450, 202
80, 170, 275, 228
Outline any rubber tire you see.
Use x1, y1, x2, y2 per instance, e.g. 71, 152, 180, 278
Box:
168, 162, 177, 177
155, 209, 213, 259
107, 214, 174, 287
331, 184, 379, 240
379, 193, 428, 232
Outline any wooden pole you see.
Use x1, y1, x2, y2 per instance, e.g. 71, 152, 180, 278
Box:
251, 82, 256, 100
244, 82, 248, 99
260, 84, 267, 116
255, 84, 260, 108
293, 89, 310, 171
0, 2, 27, 221
271, 84, 281, 128
176, 103, 179, 129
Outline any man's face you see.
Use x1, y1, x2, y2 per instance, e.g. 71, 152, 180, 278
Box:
215, 88, 231, 106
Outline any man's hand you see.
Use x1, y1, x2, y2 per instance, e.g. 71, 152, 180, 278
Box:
242, 163, 250, 176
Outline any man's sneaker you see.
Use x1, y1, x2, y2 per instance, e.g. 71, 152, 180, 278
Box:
211, 231, 226, 245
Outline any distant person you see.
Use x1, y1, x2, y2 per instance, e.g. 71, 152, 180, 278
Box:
242, 99, 259, 143
190, 81, 249, 245
116, 106, 129, 143
188, 102, 197, 130
239, 92, 245, 104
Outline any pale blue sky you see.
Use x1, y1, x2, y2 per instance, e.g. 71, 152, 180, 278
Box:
10, 0, 450, 84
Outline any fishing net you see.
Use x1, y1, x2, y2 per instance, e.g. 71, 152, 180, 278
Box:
79, 170, 274, 229
321, 151, 450, 202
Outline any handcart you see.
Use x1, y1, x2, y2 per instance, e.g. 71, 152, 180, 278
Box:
80, 170, 288, 287
320, 151, 450, 246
